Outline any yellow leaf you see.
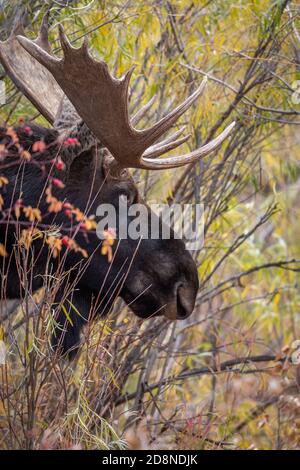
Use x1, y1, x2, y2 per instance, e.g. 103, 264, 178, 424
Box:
0, 243, 7, 257
0, 176, 8, 187
61, 304, 74, 326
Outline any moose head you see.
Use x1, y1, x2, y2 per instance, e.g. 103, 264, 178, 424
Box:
0, 14, 235, 356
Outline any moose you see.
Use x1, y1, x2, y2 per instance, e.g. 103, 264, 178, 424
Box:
0, 15, 235, 356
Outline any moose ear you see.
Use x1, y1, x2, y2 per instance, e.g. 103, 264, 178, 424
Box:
0, 12, 63, 123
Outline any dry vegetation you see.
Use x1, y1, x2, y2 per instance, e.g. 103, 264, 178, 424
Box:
0, 0, 300, 450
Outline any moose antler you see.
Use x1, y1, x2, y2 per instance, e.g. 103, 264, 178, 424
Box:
0, 12, 63, 124
16, 24, 235, 174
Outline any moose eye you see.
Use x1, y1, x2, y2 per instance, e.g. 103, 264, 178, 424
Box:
120, 169, 128, 178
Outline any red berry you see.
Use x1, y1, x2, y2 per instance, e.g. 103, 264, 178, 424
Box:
52, 178, 65, 188
56, 161, 64, 170
62, 236, 70, 247
54, 157, 65, 170
63, 137, 79, 146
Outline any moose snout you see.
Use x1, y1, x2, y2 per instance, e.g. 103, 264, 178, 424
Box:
165, 281, 197, 321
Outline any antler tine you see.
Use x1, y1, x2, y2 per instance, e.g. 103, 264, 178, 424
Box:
151, 126, 187, 146
143, 134, 191, 159
140, 77, 208, 150
58, 23, 90, 57
17, 34, 60, 71
131, 94, 157, 126
36, 10, 51, 51
58, 23, 73, 54
9, 8, 26, 37
144, 127, 190, 159
140, 121, 236, 169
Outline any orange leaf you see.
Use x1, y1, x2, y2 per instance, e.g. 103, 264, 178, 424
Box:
0, 243, 8, 257
32, 140, 46, 153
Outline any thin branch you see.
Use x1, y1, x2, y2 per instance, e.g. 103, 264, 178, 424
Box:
116, 354, 282, 406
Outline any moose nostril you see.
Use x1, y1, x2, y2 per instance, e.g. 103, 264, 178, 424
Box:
175, 283, 193, 319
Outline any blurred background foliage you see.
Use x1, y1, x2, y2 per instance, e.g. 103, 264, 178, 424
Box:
0, 0, 300, 450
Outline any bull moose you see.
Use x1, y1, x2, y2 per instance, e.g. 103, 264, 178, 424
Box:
0, 14, 235, 356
